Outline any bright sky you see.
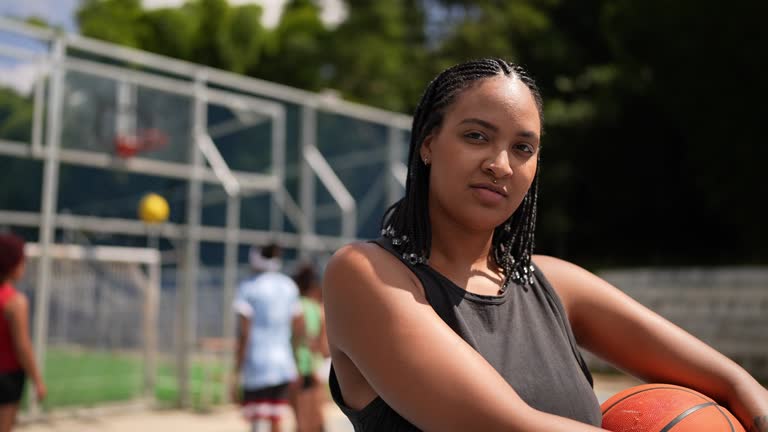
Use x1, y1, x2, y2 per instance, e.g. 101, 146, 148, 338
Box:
0, 0, 80, 31
0, 0, 346, 31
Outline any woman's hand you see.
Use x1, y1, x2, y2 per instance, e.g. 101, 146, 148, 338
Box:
34, 379, 47, 402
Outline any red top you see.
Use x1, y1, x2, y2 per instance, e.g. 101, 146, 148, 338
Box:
0, 282, 22, 373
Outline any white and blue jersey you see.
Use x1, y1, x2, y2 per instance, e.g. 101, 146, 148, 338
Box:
234, 271, 301, 389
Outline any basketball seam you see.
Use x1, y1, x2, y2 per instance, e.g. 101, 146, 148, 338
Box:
713, 404, 737, 432
658, 402, 716, 432
601, 386, 713, 416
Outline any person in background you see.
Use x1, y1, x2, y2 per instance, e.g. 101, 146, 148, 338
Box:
232, 243, 304, 432
291, 262, 329, 432
0, 233, 46, 432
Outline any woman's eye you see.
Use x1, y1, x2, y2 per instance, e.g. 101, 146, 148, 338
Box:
515, 143, 534, 154
464, 132, 487, 141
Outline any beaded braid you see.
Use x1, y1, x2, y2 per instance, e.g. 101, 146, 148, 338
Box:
381, 58, 544, 289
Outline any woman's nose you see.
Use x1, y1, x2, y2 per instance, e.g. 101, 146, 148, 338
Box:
483, 150, 513, 179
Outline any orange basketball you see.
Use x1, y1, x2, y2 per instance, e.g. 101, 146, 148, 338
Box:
601, 384, 745, 432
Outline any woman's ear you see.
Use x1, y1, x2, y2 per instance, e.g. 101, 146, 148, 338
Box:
420, 133, 435, 164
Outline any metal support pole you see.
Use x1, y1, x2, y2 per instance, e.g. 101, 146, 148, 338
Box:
147, 230, 160, 251
144, 254, 160, 399
31, 37, 65, 416
177, 73, 206, 408
31, 66, 46, 157
303, 146, 356, 240
221, 194, 240, 401
270, 108, 286, 234
116, 81, 137, 138
57, 215, 75, 346
299, 107, 316, 258
144, 225, 160, 400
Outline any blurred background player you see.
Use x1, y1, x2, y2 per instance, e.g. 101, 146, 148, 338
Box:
0, 233, 46, 432
291, 262, 329, 432
232, 243, 304, 432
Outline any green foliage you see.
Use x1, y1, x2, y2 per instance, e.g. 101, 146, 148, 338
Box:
326, 0, 429, 112
0, 88, 33, 142
137, 7, 197, 60
255, 0, 330, 90
188, 0, 236, 68
77, 0, 268, 72
227, 5, 268, 73
77, 0, 144, 47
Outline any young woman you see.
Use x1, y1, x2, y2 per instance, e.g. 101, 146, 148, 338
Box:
0, 233, 46, 432
322, 58, 768, 431
291, 262, 329, 432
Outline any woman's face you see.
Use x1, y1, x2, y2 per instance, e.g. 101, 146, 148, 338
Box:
421, 75, 541, 232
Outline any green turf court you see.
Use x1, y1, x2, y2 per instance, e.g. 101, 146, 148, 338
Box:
22, 348, 228, 411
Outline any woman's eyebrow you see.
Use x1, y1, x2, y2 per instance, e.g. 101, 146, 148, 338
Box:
517, 130, 539, 140
459, 118, 539, 140
458, 118, 498, 132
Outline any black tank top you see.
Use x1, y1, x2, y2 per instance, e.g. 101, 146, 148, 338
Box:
329, 238, 602, 430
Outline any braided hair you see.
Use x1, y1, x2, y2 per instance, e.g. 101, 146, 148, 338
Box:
381, 58, 543, 290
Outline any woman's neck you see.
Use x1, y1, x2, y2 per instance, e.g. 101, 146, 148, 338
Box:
426, 210, 507, 296
428, 210, 496, 272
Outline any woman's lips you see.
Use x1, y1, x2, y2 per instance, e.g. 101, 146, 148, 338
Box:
470, 185, 506, 205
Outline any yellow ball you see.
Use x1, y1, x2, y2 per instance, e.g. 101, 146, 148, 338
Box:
138, 193, 170, 224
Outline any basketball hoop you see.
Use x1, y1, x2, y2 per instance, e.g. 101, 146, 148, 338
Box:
114, 128, 169, 158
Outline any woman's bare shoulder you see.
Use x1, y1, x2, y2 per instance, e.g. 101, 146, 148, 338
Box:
326, 241, 398, 268
532, 254, 575, 270
3, 290, 27, 308
2, 290, 28, 320
532, 254, 605, 312
323, 241, 429, 356
324, 241, 423, 300
532, 254, 597, 287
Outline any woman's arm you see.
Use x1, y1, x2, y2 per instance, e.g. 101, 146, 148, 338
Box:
324, 243, 607, 432
5, 293, 46, 401
234, 314, 250, 378
534, 255, 768, 431
314, 309, 330, 358
292, 312, 306, 355
230, 313, 251, 402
